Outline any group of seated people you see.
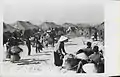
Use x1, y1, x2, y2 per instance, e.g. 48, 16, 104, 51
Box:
62, 42, 104, 73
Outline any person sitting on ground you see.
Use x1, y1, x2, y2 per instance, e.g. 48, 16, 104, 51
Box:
75, 42, 94, 73
89, 46, 103, 64
84, 42, 94, 57
89, 46, 104, 73
76, 42, 93, 57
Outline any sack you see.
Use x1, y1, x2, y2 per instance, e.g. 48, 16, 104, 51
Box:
10, 54, 20, 62
62, 54, 79, 70
76, 53, 88, 60
54, 51, 63, 66
10, 46, 23, 54
82, 63, 97, 73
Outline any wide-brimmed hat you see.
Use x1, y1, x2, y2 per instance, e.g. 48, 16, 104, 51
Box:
58, 36, 68, 42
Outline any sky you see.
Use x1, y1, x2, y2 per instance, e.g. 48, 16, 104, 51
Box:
3, 0, 105, 24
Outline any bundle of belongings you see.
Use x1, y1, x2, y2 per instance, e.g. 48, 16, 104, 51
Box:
7, 46, 23, 63
61, 42, 104, 73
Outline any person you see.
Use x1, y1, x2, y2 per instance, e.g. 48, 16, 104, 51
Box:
76, 42, 94, 73
35, 38, 43, 53
56, 36, 68, 55
26, 38, 31, 56
84, 42, 94, 57
54, 36, 68, 66
89, 46, 103, 63
50, 28, 55, 47
94, 31, 98, 41
77, 42, 93, 57
6, 37, 19, 59
89, 46, 104, 73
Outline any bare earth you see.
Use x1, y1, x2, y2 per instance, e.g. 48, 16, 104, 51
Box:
1, 37, 104, 75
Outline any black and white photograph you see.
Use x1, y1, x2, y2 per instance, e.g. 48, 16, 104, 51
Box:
2, 0, 107, 76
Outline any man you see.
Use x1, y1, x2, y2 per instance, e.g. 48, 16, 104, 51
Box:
76, 42, 93, 57
89, 46, 104, 73
84, 42, 94, 57
35, 38, 43, 53
94, 31, 98, 41
26, 38, 31, 56
50, 28, 55, 47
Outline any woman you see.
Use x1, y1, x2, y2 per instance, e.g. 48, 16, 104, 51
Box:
54, 36, 68, 66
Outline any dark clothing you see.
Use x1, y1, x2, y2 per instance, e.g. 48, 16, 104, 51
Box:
8, 37, 18, 46
58, 42, 67, 55
84, 47, 93, 56
94, 32, 98, 41
51, 37, 55, 47
36, 40, 43, 53
26, 39, 31, 55
54, 42, 67, 66
54, 51, 63, 66
50, 29, 55, 47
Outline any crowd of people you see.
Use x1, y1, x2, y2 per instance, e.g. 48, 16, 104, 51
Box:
3, 28, 57, 62
3, 26, 104, 73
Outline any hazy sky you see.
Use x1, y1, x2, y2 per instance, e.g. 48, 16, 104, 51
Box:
4, 0, 105, 24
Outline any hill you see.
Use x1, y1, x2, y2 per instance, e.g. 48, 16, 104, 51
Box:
11, 21, 39, 30
3, 22, 16, 33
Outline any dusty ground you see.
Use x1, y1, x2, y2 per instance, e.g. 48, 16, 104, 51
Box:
1, 37, 104, 75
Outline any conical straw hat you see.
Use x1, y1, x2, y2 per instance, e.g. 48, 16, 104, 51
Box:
82, 63, 97, 73
58, 36, 68, 42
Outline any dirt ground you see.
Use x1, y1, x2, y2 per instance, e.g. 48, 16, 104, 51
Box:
1, 37, 104, 75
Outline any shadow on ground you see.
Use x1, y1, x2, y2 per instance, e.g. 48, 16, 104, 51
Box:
16, 58, 50, 65
65, 43, 78, 46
